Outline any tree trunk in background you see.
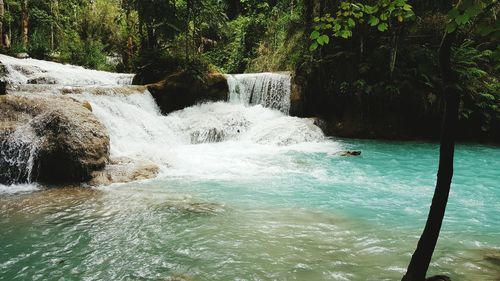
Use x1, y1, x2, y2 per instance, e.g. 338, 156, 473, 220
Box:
401, 30, 458, 281
0, 0, 4, 48
21, 0, 29, 50
50, 0, 58, 50
225, 0, 241, 20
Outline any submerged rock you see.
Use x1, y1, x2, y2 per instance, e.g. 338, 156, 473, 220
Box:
27, 76, 58, 85
340, 150, 362, 156
0, 95, 110, 184
147, 71, 228, 114
89, 157, 159, 186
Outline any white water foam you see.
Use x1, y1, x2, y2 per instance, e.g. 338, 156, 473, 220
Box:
0, 54, 133, 86
73, 91, 333, 179
1, 55, 339, 184
0, 183, 40, 194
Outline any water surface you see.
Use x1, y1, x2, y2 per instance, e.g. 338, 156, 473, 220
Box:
1, 139, 499, 281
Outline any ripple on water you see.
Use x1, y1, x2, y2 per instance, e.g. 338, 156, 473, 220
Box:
0, 141, 499, 280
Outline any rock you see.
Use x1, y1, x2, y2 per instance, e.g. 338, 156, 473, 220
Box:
132, 56, 188, 85
0, 95, 110, 184
89, 157, 159, 186
15, 53, 30, 59
27, 76, 58, 84
290, 72, 305, 116
0, 79, 6, 95
340, 150, 362, 156
0, 63, 6, 95
82, 101, 93, 111
147, 71, 228, 114
311, 117, 328, 134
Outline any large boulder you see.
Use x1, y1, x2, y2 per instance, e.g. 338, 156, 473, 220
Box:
0, 95, 110, 184
147, 71, 228, 114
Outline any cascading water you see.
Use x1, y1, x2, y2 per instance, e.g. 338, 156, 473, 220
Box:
0, 55, 326, 183
225, 72, 292, 114
1, 56, 499, 281
0, 54, 134, 86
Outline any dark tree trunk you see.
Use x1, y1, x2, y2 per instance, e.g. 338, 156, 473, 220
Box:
225, 0, 241, 20
21, 0, 28, 50
0, 0, 4, 48
401, 30, 458, 281
304, 0, 313, 32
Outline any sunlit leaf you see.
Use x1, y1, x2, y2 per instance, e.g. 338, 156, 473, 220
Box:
310, 31, 320, 40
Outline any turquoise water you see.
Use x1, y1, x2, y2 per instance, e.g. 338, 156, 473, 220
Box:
1, 139, 499, 280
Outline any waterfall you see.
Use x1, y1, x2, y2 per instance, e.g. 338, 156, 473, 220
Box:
0, 54, 134, 86
1, 55, 326, 185
225, 72, 291, 114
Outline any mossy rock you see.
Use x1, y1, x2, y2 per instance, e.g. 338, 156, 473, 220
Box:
147, 70, 228, 114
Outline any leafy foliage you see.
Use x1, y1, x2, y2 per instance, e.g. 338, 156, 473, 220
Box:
453, 41, 500, 130
310, 0, 415, 50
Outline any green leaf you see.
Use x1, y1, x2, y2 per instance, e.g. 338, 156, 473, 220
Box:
317, 36, 324, 45
403, 4, 412, 11
348, 18, 356, 28
320, 34, 330, 45
378, 23, 388, 32
368, 16, 379, 26
309, 42, 318, 51
455, 14, 470, 25
310, 31, 320, 40
340, 30, 352, 39
445, 22, 457, 33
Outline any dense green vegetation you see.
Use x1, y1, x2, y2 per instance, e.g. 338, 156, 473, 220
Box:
0, 0, 498, 140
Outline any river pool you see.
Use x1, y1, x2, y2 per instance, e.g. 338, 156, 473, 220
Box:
1, 139, 499, 281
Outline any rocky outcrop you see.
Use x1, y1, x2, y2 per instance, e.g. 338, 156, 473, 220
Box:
89, 157, 159, 186
0, 95, 110, 184
147, 71, 228, 114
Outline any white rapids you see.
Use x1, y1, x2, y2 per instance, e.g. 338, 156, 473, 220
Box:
0, 54, 134, 86
0, 55, 338, 186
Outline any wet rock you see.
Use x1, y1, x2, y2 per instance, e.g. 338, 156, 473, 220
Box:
484, 249, 500, 266
27, 76, 58, 85
290, 72, 305, 116
0, 63, 6, 95
132, 56, 188, 85
0, 79, 6, 95
89, 157, 159, 186
147, 71, 228, 114
0, 95, 110, 184
82, 101, 93, 112
311, 117, 328, 134
15, 53, 30, 59
340, 150, 362, 156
